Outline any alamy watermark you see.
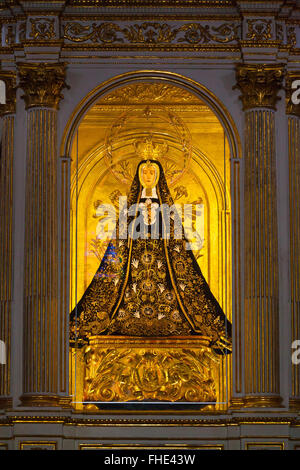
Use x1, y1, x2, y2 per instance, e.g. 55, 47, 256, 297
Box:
0, 340, 6, 365
291, 80, 300, 105
292, 340, 300, 366
94, 196, 204, 250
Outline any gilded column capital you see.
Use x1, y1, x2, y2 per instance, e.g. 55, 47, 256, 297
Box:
286, 71, 300, 117
17, 62, 69, 110
0, 71, 16, 115
234, 64, 285, 111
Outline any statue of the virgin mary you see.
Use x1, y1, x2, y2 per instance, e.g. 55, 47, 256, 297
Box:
70, 157, 232, 353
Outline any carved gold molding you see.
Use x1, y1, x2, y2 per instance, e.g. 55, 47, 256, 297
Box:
29, 18, 56, 41
99, 83, 203, 104
286, 72, 300, 117
0, 72, 16, 115
63, 21, 240, 45
234, 64, 285, 111
17, 62, 69, 110
246, 19, 273, 42
83, 336, 220, 405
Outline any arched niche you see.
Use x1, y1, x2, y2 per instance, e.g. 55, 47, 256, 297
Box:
60, 71, 242, 411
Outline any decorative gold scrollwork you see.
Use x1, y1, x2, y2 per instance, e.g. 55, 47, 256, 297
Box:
83, 337, 218, 404
63, 21, 240, 45
64, 22, 123, 43
178, 22, 240, 44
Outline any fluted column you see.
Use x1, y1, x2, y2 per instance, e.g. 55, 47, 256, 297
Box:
286, 72, 300, 411
0, 72, 16, 409
235, 64, 284, 407
18, 63, 70, 407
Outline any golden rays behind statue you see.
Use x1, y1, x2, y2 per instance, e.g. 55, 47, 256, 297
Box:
104, 106, 192, 187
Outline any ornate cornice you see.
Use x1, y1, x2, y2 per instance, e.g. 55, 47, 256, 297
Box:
234, 64, 285, 111
286, 71, 300, 117
0, 12, 298, 54
0, 71, 16, 116
17, 62, 69, 110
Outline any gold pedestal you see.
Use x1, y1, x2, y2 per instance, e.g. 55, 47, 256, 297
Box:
82, 336, 219, 406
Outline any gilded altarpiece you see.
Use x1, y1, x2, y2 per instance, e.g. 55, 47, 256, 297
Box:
68, 82, 232, 410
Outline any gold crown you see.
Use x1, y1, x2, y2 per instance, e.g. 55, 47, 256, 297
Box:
134, 135, 168, 160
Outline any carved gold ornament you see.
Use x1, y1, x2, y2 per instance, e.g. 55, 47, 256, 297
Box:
83, 336, 219, 404
234, 64, 285, 111
63, 21, 240, 45
101, 83, 200, 104
246, 20, 272, 42
29, 18, 56, 41
17, 62, 69, 110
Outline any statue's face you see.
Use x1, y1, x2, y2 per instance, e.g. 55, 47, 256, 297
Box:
140, 164, 157, 188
